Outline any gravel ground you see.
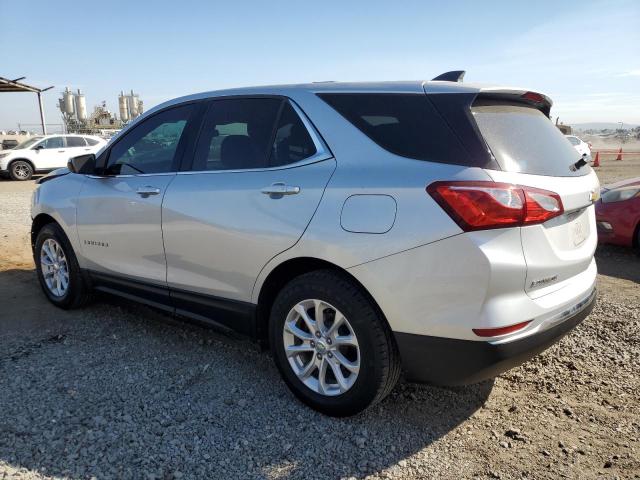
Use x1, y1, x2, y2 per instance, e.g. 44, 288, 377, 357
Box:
0, 168, 638, 479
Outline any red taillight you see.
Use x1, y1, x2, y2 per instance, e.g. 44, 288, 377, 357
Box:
427, 181, 564, 231
472, 320, 531, 337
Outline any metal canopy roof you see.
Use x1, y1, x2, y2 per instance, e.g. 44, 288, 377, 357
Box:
0, 76, 53, 93
0, 76, 54, 134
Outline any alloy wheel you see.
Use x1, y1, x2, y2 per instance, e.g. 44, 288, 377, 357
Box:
40, 238, 69, 297
282, 299, 360, 396
14, 163, 31, 179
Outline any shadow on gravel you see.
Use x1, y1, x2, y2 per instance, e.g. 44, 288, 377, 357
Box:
0, 268, 493, 479
595, 245, 640, 284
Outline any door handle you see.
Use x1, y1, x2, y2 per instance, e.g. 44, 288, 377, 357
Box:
136, 186, 161, 197
261, 183, 300, 197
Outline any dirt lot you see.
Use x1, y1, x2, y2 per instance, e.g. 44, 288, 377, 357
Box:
0, 158, 638, 479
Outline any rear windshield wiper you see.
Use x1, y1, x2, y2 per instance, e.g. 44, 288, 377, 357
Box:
570, 154, 589, 172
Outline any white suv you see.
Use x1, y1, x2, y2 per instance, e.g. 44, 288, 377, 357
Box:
0, 134, 106, 180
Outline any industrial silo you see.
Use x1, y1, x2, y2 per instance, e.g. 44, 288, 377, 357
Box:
75, 89, 87, 121
118, 91, 129, 121
62, 87, 75, 116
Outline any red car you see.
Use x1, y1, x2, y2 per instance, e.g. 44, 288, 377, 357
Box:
595, 176, 640, 248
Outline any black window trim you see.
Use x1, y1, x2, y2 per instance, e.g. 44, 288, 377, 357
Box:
179, 94, 332, 174
95, 100, 204, 177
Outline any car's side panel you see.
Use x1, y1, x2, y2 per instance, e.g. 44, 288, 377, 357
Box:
75, 174, 176, 284
162, 158, 336, 302
596, 197, 640, 247
251, 160, 493, 304
31, 173, 87, 259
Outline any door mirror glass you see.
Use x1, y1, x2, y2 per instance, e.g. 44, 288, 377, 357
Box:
68, 153, 96, 174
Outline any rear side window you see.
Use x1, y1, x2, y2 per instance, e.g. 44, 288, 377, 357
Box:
193, 98, 282, 171
85, 137, 99, 146
318, 93, 468, 164
472, 104, 590, 177
270, 102, 317, 166
566, 136, 580, 146
66, 136, 86, 147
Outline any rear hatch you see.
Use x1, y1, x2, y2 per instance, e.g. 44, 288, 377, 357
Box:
470, 96, 599, 297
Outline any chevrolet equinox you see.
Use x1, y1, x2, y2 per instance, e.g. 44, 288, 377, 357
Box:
31, 72, 598, 416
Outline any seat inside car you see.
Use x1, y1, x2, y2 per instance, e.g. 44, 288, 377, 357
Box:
220, 135, 262, 169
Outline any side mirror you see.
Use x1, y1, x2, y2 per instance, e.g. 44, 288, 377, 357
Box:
34, 145, 44, 152
68, 153, 97, 175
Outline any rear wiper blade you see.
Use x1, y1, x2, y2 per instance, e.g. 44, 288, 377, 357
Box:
570, 155, 589, 172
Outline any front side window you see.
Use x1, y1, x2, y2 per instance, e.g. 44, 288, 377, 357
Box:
66, 136, 86, 147
106, 104, 194, 175
41, 137, 65, 149
192, 98, 282, 171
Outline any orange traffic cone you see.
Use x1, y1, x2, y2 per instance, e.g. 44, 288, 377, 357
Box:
593, 151, 600, 167
615, 148, 623, 161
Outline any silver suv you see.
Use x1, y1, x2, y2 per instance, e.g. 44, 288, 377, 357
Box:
31, 73, 598, 416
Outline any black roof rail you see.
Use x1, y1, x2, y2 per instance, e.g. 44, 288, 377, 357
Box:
431, 70, 465, 82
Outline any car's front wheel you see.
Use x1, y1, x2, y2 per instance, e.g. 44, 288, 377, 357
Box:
9, 160, 34, 181
269, 270, 400, 416
34, 223, 91, 309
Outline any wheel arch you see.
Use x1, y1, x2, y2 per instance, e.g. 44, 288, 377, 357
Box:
8, 157, 36, 172
31, 213, 60, 252
254, 256, 390, 346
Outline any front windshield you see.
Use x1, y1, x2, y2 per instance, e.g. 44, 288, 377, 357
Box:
15, 137, 44, 149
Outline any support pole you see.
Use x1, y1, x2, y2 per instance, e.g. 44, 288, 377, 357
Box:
37, 92, 47, 134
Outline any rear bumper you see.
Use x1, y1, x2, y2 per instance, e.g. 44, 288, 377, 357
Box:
395, 288, 596, 385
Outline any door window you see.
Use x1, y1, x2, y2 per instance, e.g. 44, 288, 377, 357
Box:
41, 137, 65, 149
269, 102, 317, 166
192, 98, 282, 171
105, 104, 194, 175
85, 137, 100, 146
66, 136, 87, 147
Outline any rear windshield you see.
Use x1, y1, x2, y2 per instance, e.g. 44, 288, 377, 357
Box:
317, 93, 469, 165
472, 103, 590, 177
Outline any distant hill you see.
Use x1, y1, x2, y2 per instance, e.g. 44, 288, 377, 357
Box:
573, 122, 639, 131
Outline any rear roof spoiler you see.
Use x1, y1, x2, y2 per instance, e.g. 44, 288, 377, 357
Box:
431, 70, 465, 82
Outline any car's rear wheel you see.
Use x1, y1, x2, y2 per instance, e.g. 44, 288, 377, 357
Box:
35, 223, 91, 309
269, 270, 400, 416
9, 160, 33, 181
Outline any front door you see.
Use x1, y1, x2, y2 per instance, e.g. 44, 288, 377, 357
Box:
76, 103, 198, 286
162, 98, 335, 315
35, 136, 67, 170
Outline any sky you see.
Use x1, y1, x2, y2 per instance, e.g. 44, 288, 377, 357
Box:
1, 0, 638, 132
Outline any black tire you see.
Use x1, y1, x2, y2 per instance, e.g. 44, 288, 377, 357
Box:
34, 223, 91, 309
269, 269, 400, 416
9, 160, 34, 181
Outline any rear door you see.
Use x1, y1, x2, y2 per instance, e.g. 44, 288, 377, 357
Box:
471, 101, 599, 297
162, 98, 335, 318
65, 136, 93, 159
